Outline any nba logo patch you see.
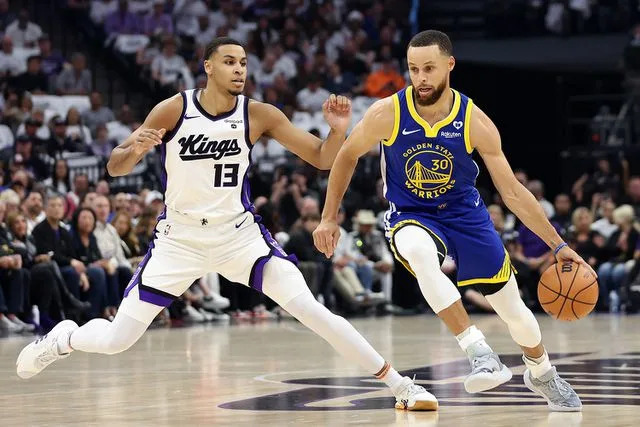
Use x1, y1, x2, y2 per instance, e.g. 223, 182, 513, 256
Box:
453, 121, 463, 130
164, 224, 171, 235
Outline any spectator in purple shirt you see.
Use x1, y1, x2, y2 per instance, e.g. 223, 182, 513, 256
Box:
37, 34, 65, 77
143, 0, 173, 37
105, 0, 141, 35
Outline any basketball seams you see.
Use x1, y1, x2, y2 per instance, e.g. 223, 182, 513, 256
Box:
539, 280, 597, 305
538, 280, 562, 304
555, 263, 580, 320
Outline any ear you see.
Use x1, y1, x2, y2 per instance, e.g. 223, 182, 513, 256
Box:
204, 59, 213, 76
448, 56, 455, 72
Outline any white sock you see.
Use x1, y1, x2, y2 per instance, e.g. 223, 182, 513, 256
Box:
523, 350, 553, 379
375, 362, 404, 391
456, 325, 492, 357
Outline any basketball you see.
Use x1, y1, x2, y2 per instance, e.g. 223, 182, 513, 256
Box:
538, 261, 599, 321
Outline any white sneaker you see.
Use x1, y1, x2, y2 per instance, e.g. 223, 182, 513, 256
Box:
184, 305, 206, 322
198, 308, 214, 322
393, 376, 439, 411
9, 316, 36, 332
464, 352, 512, 393
0, 315, 23, 333
16, 320, 78, 379
202, 294, 230, 311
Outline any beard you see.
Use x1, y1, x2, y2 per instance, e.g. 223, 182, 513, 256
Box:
227, 88, 243, 96
414, 78, 447, 106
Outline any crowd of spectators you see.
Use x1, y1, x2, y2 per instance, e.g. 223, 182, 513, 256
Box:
0, 0, 638, 336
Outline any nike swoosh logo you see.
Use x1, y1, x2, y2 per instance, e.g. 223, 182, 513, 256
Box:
402, 128, 420, 135
184, 114, 199, 120
235, 216, 248, 229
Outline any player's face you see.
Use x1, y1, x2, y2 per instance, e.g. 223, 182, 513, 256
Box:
204, 44, 247, 96
407, 45, 454, 106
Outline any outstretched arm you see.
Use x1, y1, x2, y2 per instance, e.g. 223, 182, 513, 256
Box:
470, 105, 597, 277
107, 94, 182, 177
314, 97, 395, 257
252, 95, 351, 170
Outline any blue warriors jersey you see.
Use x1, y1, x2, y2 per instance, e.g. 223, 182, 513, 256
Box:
381, 86, 513, 288
381, 86, 479, 211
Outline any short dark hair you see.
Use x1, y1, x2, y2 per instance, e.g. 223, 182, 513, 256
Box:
408, 30, 453, 55
204, 37, 244, 60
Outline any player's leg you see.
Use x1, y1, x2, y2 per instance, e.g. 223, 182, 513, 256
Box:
392, 224, 512, 393
260, 256, 438, 410
17, 219, 208, 379
479, 275, 582, 411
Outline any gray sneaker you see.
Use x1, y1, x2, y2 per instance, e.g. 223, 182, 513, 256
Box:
464, 352, 513, 393
523, 366, 582, 412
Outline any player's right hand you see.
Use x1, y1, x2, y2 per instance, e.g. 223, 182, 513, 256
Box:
133, 128, 166, 156
313, 219, 341, 258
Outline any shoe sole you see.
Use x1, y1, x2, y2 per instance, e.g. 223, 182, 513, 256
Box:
16, 320, 77, 379
523, 369, 582, 412
464, 364, 513, 393
395, 400, 439, 411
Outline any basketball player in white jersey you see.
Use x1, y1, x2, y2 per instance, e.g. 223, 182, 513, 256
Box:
16, 37, 437, 411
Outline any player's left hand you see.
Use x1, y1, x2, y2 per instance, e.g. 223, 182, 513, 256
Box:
555, 245, 598, 279
323, 94, 352, 135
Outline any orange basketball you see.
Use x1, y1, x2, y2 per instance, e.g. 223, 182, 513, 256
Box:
538, 261, 598, 321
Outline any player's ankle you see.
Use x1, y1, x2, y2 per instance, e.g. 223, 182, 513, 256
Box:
456, 325, 493, 357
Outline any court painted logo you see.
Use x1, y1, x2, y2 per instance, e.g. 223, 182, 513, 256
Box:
403, 143, 455, 199
219, 352, 640, 411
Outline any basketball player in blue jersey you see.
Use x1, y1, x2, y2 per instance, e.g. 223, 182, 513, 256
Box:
315, 30, 596, 411
16, 37, 437, 411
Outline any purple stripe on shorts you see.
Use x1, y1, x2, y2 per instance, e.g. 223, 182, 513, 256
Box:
250, 255, 270, 293
122, 208, 167, 299
138, 287, 174, 307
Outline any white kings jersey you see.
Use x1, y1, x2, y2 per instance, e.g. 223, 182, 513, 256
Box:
160, 89, 253, 224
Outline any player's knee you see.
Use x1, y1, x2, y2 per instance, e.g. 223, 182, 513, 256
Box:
485, 275, 541, 347
100, 327, 139, 355
394, 226, 439, 267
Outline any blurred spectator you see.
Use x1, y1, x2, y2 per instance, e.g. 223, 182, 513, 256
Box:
12, 134, 48, 180
622, 176, 640, 218
65, 107, 92, 144
90, 124, 116, 159
82, 92, 116, 136
194, 14, 216, 47
56, 52, 92, 95
173, 0, 208, 38
11, 55, 49, 95
363, 55, 405, 98
43, 159, 71, 196
111, 210, 143, 262
90, 0, 118, 25
349, 209, 395, 312
69, 207, 113, 318
37, 34, 65, 78
5, 9, 42, 48
0, 113, 13, 151
21, 190, 45, 234
46, 116, 85, 158
567, 207, 604, 269
105, 0, 142, 35
151, 36, 191, 91
572, 158, 622, 205
68, 173, 90, 209
296, 73, 330, 113
143, 0, 173, 36
0, 36, 25, 78
325, 62, 358, 96
252, 16, 279, 58
0, 0, 15, 34
527, 180, 554, 218
253, 52, 280, 90
16, 110, 50, 142
598, 205, 639, 312
551, 193, 572, 233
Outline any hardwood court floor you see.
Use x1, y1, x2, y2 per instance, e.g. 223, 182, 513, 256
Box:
1, 314, 639, 426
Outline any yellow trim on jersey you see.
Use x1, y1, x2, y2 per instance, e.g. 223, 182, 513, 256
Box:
464, 98, 474, 154
457, 249, 514, 287
406, 86, 461, 138
382, 93, 400, 146
388, 219, 448, 277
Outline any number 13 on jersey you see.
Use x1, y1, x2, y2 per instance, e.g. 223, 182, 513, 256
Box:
213, 163, 239, 187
